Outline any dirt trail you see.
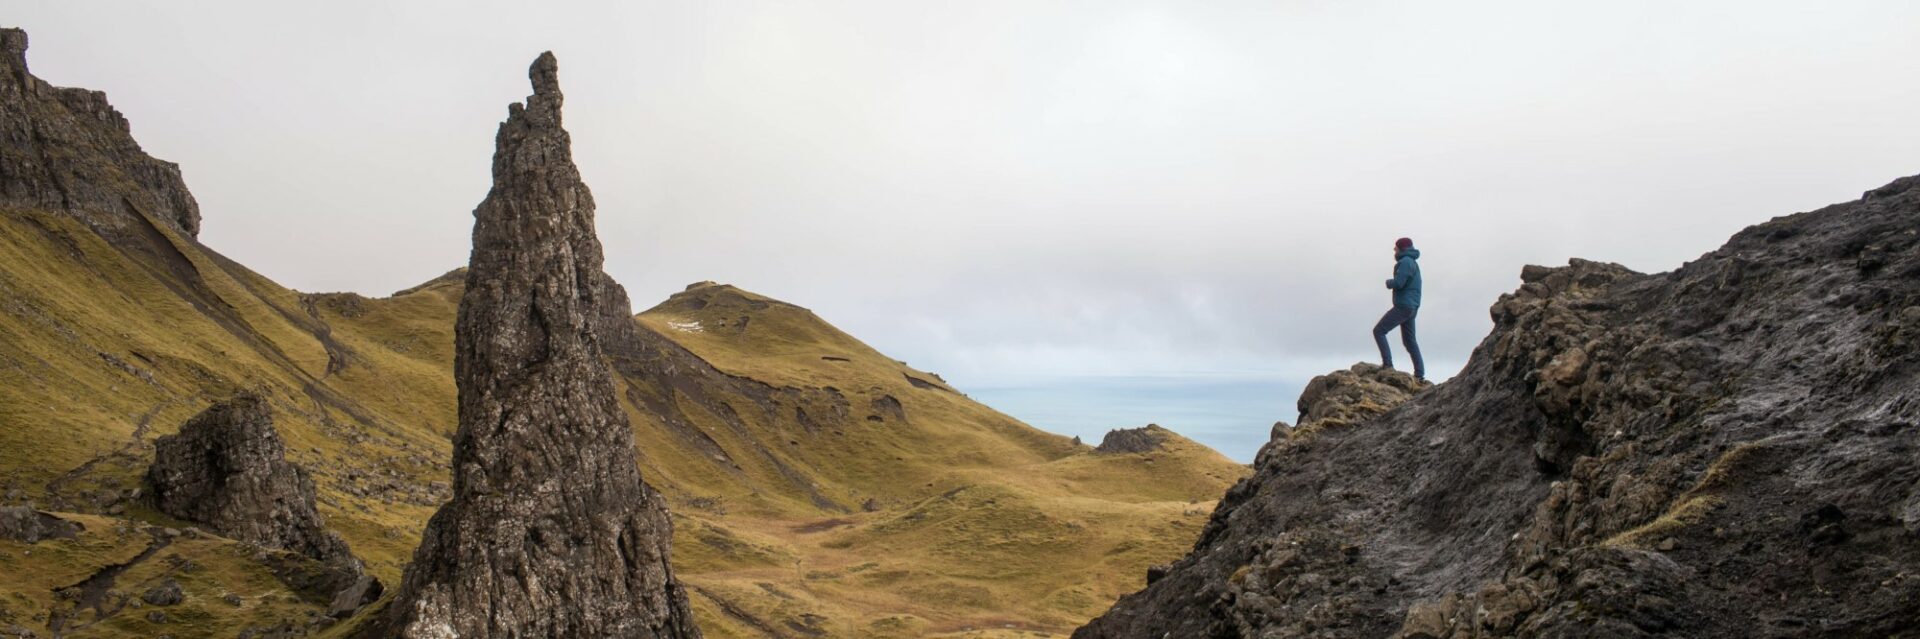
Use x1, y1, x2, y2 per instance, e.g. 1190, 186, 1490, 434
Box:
690, 585, 795, 639
42, 400, 170, 507
46, 528, 172, 638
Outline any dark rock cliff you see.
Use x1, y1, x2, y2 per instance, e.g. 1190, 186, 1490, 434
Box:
1077, 175, 1920, 638
0, 26, 333, 410
146, 394, 378, 614
359, 52, 700, 638
0, 27, 200, 239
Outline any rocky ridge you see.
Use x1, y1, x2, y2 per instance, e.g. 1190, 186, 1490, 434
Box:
359, 52, 700, 638
0, 28, 199, 239
1077, 175, 1920, 638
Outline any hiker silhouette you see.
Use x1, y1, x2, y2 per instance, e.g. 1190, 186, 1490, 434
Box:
1374, 237, 1424, 380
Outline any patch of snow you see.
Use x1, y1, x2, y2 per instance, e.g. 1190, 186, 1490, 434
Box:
667, 320, 703, 333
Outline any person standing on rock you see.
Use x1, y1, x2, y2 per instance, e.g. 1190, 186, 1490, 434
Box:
1374, 237, 1425, 380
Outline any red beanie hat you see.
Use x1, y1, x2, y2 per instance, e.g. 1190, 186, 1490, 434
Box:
1395, 237, 1413, 250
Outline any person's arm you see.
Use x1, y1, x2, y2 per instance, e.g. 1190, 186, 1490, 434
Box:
1387, 258, 1412, 290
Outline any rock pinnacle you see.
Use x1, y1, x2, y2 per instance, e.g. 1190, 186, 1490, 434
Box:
360, 52, 700, 639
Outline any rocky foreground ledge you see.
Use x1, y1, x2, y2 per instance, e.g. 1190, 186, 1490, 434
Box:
1078, 175, 1920, 638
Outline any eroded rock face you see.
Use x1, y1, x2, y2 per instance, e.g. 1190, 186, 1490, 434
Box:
1076, 175, 1920, 638
146, 394, 375, 611
362, 52, 699, 638
0, 27, 200, 238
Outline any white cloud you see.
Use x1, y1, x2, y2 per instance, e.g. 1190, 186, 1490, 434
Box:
8, 0, 1918, 395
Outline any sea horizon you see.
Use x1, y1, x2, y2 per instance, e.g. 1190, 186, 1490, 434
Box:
962, 372, 1308, 464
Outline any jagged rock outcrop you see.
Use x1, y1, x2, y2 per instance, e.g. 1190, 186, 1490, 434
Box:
146, 394, 378, 613
1096, 425, 1173, 454
1077, 175, 1920, 638
361, 52, 700, 638
1261, 363, 1427, 463
1, 27, 200, 238
1293, 364, 1428, 430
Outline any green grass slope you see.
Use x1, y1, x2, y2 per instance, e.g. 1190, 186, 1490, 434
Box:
628, 283, 1250, 636
0, 513, 342, 638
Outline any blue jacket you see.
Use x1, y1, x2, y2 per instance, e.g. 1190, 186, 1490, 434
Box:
1386, 248, 1422, 309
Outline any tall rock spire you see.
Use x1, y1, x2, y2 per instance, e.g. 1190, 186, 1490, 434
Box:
360, 52, 700, 638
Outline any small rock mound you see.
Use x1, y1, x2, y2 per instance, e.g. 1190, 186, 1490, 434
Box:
1095, 425, 1172, 454
146, 393, 376, 612
140, 578, 184, 606
0, 506, 79, 542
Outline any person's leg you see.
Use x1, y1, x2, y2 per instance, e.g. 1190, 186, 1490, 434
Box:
1401, 308, 1425, 379
1373, 307, 1405, 370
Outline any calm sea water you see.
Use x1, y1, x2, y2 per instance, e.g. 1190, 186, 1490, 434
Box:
965, 374, 1304, 463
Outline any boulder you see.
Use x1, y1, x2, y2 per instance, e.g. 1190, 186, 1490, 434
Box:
0, 506, 79, 543
146, 394, 374, 611
139, 579, 183, 606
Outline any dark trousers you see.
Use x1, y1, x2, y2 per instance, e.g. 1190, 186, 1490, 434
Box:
1374, 305, 1424, 378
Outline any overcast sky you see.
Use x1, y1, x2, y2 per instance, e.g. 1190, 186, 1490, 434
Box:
8, 2, 1919, 456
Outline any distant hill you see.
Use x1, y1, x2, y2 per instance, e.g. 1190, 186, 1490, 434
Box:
0, 26, 1247, 638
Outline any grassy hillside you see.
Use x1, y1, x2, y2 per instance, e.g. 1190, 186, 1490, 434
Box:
627, 284, 1249, 636
0, 206, 452, 579
0, 205, 1249, 637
